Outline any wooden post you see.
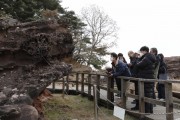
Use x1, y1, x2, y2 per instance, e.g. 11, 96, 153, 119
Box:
66, 75, 69, 93
107, 77, 114, 108
62, 78, 65, 98
138, 79, 145, 119
96, 75, 100, 102
165, 82, 173, 120
52, 81, 55, 93
93, 85, 98, 120
81, 73, 84, 95
121, 78, 127, 109
76, 73, 79, 93
88, 74, 92, 99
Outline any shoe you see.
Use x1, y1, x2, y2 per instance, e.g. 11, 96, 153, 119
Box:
115, 93, 121, 97
131, 106, 139, 110
131, 100, 136, 104
159, 98, 165, 101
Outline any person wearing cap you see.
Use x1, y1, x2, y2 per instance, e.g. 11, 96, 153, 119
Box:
131, 46, 156, 113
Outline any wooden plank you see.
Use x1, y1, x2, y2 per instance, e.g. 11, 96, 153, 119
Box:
165, 82, 174, 120
81, 73, 84, 95
99, 86, 107, 91
139, 80, 145, 119
72, 71, 180, 82
126, 93, 139, 100
88, 74, 91, 99
83, 83, 107, 90
144, 97, 165, 106
76, 73, 79, 92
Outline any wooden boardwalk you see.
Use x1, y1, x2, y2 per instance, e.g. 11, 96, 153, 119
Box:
47, 72, 180, 120
48, 83, 180, 120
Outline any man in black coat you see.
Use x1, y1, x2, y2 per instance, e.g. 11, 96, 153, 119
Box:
132, 46, 156, 113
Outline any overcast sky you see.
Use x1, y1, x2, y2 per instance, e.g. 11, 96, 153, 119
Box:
62, 0, 180, 63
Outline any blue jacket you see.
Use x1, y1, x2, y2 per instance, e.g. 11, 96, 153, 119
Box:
112, 60, 131, 77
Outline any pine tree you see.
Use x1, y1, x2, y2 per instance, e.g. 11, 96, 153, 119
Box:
0, 0, 64, 21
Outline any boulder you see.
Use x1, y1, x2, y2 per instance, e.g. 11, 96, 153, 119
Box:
0, 17, 74, 119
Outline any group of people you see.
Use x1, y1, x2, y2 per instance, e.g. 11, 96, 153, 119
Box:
106, 46, 168, 113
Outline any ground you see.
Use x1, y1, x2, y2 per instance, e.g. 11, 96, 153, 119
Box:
43, 94, 138, 120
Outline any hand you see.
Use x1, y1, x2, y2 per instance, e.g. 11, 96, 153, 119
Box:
128, 63, 132, 67
109, 74, 113, 77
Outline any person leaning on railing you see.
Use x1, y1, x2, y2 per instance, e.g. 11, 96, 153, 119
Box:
106, 52, 131, 97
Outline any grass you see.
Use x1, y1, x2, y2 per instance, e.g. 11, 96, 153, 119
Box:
43, 94, 137, 120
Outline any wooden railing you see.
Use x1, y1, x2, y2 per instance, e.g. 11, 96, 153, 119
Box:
49, 72, 180, 120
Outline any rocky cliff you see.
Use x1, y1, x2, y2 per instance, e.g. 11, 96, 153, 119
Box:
0, 18, 74, 120
164, 56, 180, 79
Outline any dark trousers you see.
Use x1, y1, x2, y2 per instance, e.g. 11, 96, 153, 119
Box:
158, 83, 165, 99
144, 92, 153, 113
133, 81, 139, 107
134, 81, 138, 95
144, 84, 154, 113
115, 78, 121, 91
136, 83, 154, 113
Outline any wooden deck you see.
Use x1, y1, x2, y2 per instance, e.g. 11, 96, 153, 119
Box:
48, 83, 180, 120
48, 71, 180, 120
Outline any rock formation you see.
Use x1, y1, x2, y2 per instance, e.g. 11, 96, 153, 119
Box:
0, 17, 74, 120
164, 56, 180, 79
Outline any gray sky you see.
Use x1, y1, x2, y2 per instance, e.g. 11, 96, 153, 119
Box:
62, 0, 180, 62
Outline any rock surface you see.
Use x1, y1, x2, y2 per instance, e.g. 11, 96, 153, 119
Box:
164, 56, 180, 79
0, 17, 74, 120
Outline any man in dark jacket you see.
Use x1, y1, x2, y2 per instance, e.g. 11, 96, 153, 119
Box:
108, 53, 131, 97
132, 46, 156, 113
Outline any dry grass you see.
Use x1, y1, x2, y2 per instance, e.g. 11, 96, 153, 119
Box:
43, 94, 137, 120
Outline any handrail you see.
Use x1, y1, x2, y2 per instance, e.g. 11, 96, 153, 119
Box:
49, 71, 180, 120
72, 71, 180, 83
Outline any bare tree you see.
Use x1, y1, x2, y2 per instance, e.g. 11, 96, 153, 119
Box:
80, 5, 119, 68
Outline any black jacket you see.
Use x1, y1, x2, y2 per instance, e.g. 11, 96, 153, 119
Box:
129, 56, 139, 77
158, 61, 167, 74
134, 53, 156, 93
135, 53, 156, 79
